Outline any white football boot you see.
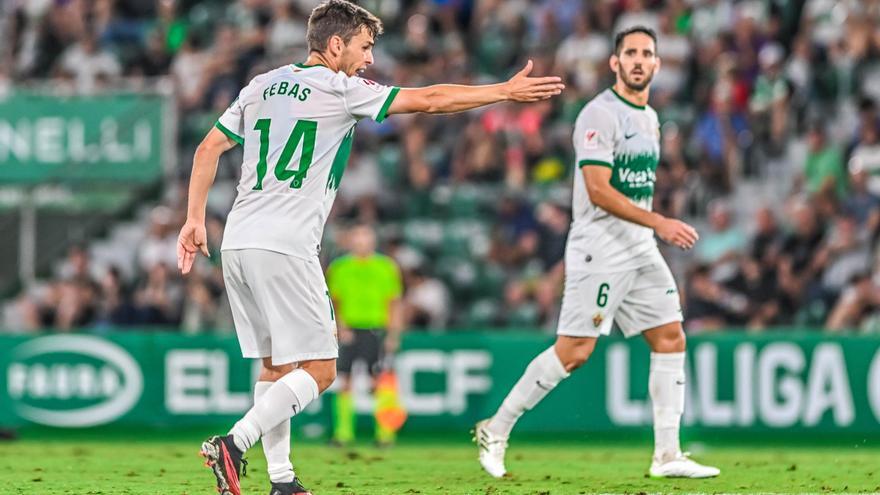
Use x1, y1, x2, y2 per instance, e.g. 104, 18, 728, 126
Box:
649, 452, 720, 478
473, 419, 508, 478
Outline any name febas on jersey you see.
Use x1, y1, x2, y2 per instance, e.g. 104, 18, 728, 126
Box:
214, 63, 399, 259
567, 87, 663, 273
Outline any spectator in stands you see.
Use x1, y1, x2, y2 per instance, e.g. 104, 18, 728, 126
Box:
137, 206, 179, 273
695, 200, 745, 265
848, 121, 880, 196
750, 42, 791, 152
403, 267, 450, 330
132, 263, 182, 326
127, 30, 171, 78
180, 273, 224, 334
826, 273, 880, 332
685, 264, 748, 332
57, 245, 96, 286
489, 195, 538, 267
54, 278, 99, 330
266, 0, 308, 59
171, 35, 209, 111
693, 79, 749, 192
777, 201, 825, 322
749, 206, 782, 269
153, 0, 188, 54
553, 11, 608, 96
651, 10, 691, 102
533, 201, 568, 273
813, 215, 873, 306
804, 123, 846, 199
337, 146, 382, 223
842, 166, 880, 240
57, 30, 121, 93
95, 266, 136, 327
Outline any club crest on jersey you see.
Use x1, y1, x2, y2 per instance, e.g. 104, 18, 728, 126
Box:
584, 128, 599, 149
592, 312, 604, 328
359, 78, 384, 92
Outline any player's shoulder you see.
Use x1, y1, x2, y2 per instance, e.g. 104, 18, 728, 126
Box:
576, 89, 618, 123
334, 73, 390, 98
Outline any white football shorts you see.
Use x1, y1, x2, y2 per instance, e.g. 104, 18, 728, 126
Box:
557, 260, 683, 338
222, 249, 338, 365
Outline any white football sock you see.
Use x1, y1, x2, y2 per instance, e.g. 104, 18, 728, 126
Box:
254, 381, 295, 483
649, 352, 685, 463
489, 346, 570, 438
230, 369, 319, 453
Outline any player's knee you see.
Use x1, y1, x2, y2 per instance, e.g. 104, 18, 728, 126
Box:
655, 329, 686, 353
259, 359, 296, 382
556, 337, 596, 371
299, 359, 337, 392
317, 367, 337, 392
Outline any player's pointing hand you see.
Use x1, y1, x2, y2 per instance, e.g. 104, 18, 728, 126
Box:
505, 59, 565, 102
176, 219, 210, 275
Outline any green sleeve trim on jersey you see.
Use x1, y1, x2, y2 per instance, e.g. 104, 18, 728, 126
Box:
579, 159, 613, 168
215, 121, 244, 146
375, 87, 400, 123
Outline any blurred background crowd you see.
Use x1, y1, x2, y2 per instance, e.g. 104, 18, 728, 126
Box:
2, 0, 879, 334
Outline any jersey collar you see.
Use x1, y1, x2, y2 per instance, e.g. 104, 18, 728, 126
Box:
293, 62, 328, 70
609, 87, 647, 110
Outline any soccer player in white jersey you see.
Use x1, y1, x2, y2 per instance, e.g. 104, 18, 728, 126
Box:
475, 26, 720, 480
174, 1, 564, 494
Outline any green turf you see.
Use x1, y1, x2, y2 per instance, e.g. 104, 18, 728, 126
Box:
1, 434, 879, 494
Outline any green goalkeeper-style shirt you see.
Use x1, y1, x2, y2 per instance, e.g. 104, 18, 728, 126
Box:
327, 253, 402, 329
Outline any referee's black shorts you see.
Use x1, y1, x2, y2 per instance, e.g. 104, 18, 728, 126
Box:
337, 328, 385, 376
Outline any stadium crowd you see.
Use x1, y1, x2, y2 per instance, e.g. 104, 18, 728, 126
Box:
2, 0, 880, 333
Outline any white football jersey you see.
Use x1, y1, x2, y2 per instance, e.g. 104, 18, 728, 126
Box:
566, 87, 663, 273
216, 63, 399, 258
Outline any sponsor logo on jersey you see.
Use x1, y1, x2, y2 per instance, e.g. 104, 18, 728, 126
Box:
359, 78, 384, 93
583, 128, 599, 149
6, 335, 143, 427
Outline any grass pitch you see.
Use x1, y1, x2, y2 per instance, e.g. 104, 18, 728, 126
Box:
1, 430, 878, 494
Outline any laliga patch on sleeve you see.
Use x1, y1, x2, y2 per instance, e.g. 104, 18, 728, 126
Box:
583, 129, 600, 149
358, 78, 384, 93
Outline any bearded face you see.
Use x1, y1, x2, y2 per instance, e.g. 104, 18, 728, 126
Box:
612, 32, 659, 92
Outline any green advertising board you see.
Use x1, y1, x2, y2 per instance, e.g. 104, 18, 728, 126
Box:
0, 91, 171, 183
1, 331, 879, 437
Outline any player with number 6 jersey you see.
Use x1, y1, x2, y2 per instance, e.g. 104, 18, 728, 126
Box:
175, 1, 564, 494
474, 26, 720, 482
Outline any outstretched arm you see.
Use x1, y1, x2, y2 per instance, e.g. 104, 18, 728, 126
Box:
387, 60, 564, 116
582, 166, 699, 250
177, 127, 237, 274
